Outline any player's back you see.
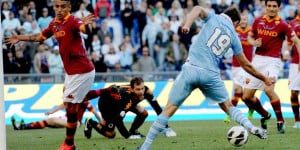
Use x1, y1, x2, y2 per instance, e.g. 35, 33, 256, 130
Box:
188, 12, 242, 73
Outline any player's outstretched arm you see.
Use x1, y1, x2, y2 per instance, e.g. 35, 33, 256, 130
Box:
5, 33, 45, 46
45, 103, 65, 115
235, 53, 274, 86
79, 14, 96, 33
181, 6, 208, 34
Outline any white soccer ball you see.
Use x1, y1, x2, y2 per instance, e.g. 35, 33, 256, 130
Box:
227, 126, 248, 147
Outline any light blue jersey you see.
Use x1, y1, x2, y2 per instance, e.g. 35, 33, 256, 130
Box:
188, 12, 242, 73
169, 12, 243, 106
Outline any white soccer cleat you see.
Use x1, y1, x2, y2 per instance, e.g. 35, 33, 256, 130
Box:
163, 128, 177, 137
128, 135, 142, 139
293, 122, 300, 128
250, 127, 267, 139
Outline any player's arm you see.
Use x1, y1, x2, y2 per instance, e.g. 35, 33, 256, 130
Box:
5, 33, 45, 45
235, 53, 274, 86
79, 14, 95, 33
181, 6, 208, 34
145, 88, 163, 115
45, 103, 65, 115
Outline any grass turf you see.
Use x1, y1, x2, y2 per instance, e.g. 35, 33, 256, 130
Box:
6, 119, 300, 150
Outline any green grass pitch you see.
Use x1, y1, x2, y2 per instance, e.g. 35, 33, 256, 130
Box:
7, 119, 300, 150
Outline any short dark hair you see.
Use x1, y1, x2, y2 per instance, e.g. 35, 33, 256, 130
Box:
265, 0, 281, 7
130, 77, 144, 88
223, 6, 241, 23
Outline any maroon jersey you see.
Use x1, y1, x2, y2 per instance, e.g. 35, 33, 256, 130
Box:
250, 15, 295, 58
232, 26, 253, 67
41, 14, 94, 75
289, 16, 300, 64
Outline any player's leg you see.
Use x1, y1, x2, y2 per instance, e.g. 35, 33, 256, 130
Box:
59, 70, 95, 149
129, 105, 148, 136
46, 117, 67, 128
219, 100, 267, 139
291, 90, 300, 128
140, 66, 194, 150
264, 84, 285, 133
242, 88, 271, 130
224, 83, 243, 123
288, 64, 300, 128
85, 118, 116, 138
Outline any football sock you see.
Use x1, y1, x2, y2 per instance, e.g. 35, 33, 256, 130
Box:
231, 93, 242, 107
24, 120, 48, 129
229, 107, 253, 131
270, 99, 284, 122
129, 111, 148, 133
140, 114, 169, 150
65, 111, 78, 146
252, 97, 269, 117
291, 96, 300, 122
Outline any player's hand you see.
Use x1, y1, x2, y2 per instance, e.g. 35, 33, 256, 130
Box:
254, 38, 262, 47
82, 14, 96, 25
5, 34, 19, 47
264, 77, 275, 86
181, 25, 190, 34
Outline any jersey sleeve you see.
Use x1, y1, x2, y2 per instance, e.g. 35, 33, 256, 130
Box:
41, 22, 53, 40
283, 22, 296, 42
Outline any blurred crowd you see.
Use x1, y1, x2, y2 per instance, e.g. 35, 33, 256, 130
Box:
1, 0, 298, 79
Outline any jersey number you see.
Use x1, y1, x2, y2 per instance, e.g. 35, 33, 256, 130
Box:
206, 28, 231, 56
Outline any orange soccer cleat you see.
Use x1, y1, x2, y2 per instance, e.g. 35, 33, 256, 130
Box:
58, 141, 76, 150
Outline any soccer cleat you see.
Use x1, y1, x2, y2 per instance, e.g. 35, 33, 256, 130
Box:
128, 134, 142, 139
293, 122, 300, 128
249, 127, 267, 139
163, 127, 177, 137
277, 122, 285, 134
260, 113, 271, 130
19, 119, 25, 130
130, 131, 145, 138
11, 116, 20, 130
58, 141, 76, 150
223, 115, 231, 124
247, 109, 254, 119
84, 118, 92, 139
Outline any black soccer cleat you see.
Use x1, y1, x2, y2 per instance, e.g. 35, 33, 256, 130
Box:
277, 122, 285, 134
11, 116, 19, 130
260, 113, 271, 130
84, 118, 92, 139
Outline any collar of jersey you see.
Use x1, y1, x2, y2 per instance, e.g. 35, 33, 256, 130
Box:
262, 15, 280, 22
236, 26, 251, 33
54, 13, 71, 23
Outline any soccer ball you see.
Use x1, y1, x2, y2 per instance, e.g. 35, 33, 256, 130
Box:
227, 126, 248, 147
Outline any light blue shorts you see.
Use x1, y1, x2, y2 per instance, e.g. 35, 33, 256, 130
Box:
169, 63, 229, 106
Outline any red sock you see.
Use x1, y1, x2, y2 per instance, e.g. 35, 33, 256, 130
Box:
65, 103, 79, 146
25, 120, 47, 129
252, 97, 269, 117
231, 93, 242, 107
291, 96, 300, 122
270, 99, 284, 122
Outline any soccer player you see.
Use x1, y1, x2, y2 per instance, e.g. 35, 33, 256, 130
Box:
139, 6, 275, 149
243, 0, 300, 133
11, 101, 101, 130
5, 0, 96, 149
224, 14, 256, 123
288, 12, 300, 128
83, 77, 176, 139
